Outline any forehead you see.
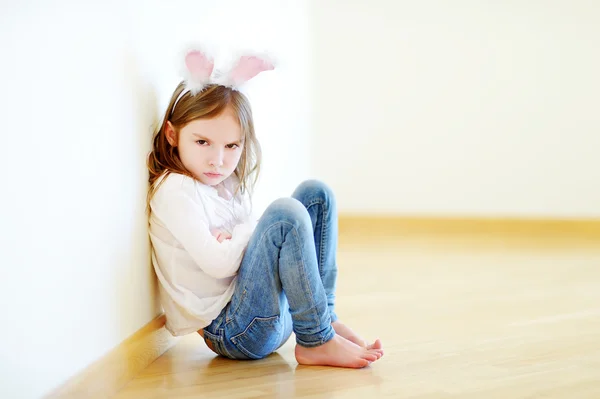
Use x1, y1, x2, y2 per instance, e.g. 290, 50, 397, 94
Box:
180, 108, 242, 141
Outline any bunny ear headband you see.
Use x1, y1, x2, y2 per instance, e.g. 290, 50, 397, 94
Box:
171, 47, 275, 114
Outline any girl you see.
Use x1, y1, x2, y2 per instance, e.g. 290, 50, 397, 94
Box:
146, 49, 383, 368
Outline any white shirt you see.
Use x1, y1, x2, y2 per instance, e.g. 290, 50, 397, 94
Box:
149, 172, 257, 336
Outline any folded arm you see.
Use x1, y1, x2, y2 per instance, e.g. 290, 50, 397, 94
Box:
152, 189, 255, 279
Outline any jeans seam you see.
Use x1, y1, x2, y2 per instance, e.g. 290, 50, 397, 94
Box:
307, 196, 336, 321
204, 328, 235, 359
225, 288, 247, 325
306, 199, 327, 282
218, 328, 235, 359
289, 224, 324, 342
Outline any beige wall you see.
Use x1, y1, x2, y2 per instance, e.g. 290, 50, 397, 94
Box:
0, 1, 310, 397
309, 0, 600, 218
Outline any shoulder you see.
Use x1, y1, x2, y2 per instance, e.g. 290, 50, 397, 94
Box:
158, 172, 196, 192
151, 172, 199, 206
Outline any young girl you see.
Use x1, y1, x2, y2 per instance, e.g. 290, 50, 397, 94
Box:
146, 49, 383, 368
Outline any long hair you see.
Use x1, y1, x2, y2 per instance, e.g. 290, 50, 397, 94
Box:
146, 82, 261, 211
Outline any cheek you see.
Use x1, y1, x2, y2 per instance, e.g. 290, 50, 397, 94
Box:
226, 151, 242, 166
179, 143, 201, 163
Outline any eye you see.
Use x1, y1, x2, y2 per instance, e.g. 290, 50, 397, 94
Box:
226, 144, 239, 149
196, 140, 208, 146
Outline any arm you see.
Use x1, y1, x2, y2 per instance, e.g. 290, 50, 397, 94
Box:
152, 188, 255, 279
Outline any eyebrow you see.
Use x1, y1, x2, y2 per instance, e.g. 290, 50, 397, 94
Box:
192, 133, 243, 145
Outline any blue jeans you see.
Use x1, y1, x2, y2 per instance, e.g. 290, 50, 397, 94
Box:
202, 180, 339, 360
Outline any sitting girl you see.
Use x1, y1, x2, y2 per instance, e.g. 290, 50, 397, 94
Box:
146, 48, 383, 368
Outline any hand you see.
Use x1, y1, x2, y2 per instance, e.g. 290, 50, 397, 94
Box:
212, 230, 232, 243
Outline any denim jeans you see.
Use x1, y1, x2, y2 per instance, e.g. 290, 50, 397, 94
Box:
202, 180, 339, 360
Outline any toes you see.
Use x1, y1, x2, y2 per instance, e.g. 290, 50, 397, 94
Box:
362, 353, 378, 362
369, 339, 383, 350
367, 339, 383, 350
366, 349, 383, 359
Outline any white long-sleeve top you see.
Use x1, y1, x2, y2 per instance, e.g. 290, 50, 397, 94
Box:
148, 172, 257, 336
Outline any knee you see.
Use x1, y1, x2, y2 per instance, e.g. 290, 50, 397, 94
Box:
292, 179, 336, 207
265, 197, 311, 227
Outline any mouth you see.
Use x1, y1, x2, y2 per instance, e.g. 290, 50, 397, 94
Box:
204, 172, 223, 178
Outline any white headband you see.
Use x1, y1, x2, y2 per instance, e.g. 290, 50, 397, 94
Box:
171, 88, 192, 114
170, 48, 275, 116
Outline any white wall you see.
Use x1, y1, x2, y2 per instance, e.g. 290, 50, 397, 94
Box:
129, 0, 313, 213
0, 1, 310, 397
309, 0, 600, 218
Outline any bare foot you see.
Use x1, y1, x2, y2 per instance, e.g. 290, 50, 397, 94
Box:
332, 320, 382, 350
295, 334, 383, 369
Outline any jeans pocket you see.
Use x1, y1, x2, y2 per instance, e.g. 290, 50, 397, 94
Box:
230, 316, 282, 360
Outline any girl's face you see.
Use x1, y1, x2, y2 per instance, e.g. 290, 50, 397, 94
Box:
167, 106, 244, 186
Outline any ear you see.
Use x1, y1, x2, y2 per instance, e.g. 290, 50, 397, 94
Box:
165, 121, 177, 147
183, 49, 215, 94
226, 54, 274, 87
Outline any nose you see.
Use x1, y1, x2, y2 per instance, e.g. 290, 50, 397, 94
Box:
209, 147, 224, 168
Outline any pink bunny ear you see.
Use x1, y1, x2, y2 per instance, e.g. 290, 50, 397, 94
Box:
184, 50, 214, 93
226, 55, 275, 86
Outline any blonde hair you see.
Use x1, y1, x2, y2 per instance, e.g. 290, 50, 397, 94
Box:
146, 82, 261, 211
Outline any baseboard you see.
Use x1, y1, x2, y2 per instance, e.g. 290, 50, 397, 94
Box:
338, 214, 600, 237
46, 314, 179, 399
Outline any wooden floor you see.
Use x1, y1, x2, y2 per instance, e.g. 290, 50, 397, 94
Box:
115, 226, 600, 398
